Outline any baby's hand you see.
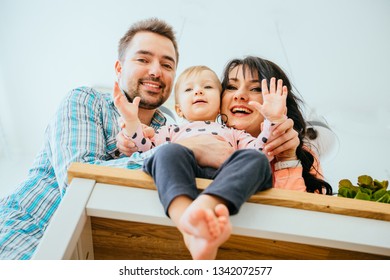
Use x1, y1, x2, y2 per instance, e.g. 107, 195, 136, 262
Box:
249, 77, 287, 123
113, 81, 140, 122
141, 124, 155, 139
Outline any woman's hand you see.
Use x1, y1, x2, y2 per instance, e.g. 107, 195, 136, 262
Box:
176, 135, 234, 169
264, 118, 299, 160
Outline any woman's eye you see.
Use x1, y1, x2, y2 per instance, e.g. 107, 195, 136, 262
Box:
226, 84, 237, 90
251, 87, 262, 92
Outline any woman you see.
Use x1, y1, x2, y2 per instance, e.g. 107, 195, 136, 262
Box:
219, 56, 332, 194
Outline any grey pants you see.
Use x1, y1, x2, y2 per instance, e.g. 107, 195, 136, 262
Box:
143, 143, 272, 216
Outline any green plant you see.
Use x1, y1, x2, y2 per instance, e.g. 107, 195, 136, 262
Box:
338, 175, 390, 203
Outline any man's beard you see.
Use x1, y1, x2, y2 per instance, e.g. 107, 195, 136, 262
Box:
123, 89, 166, 110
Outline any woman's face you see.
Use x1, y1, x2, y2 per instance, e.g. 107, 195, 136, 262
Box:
221, 65, 264, 137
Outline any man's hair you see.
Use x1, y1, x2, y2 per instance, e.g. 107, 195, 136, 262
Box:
174, 65, 222, 103
118, 18, 179, 65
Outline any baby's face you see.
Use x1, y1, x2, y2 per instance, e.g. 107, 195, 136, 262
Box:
176, 70, 221, 121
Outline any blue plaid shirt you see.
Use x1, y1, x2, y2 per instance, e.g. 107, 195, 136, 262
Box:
0, 87, 167, 259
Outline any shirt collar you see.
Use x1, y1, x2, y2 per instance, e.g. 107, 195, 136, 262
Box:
151, 109, 167, 129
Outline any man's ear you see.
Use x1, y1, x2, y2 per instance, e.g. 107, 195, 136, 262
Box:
175, 104, 184, 118
114, 60, 122, 81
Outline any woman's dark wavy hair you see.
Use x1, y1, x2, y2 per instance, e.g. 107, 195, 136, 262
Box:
221, 56, 333, 195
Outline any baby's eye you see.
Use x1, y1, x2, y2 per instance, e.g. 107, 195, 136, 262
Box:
204, 85, 213, 89
185, 88, 192, 92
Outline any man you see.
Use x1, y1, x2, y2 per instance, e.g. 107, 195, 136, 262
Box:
0, 18, 297, 259
0, 17, 180, 260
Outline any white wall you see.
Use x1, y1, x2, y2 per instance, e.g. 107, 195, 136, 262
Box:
0, 0, 389, 196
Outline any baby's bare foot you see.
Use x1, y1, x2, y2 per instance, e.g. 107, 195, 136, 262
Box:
179, 208, 219, 239
215, 204, 231, 233
183, 204, 232, 260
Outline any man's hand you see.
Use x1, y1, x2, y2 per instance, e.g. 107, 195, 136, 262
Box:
116, 123, 155, 157
263, 118, 299, 160
176, 135, 234, 169
116, 130, 138, 156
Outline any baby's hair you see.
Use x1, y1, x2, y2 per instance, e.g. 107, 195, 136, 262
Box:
174, 65, 222, 103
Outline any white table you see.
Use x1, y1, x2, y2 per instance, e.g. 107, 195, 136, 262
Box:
32, 163, 390, 260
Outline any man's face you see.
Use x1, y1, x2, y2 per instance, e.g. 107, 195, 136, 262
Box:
115, 31, 177, 109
